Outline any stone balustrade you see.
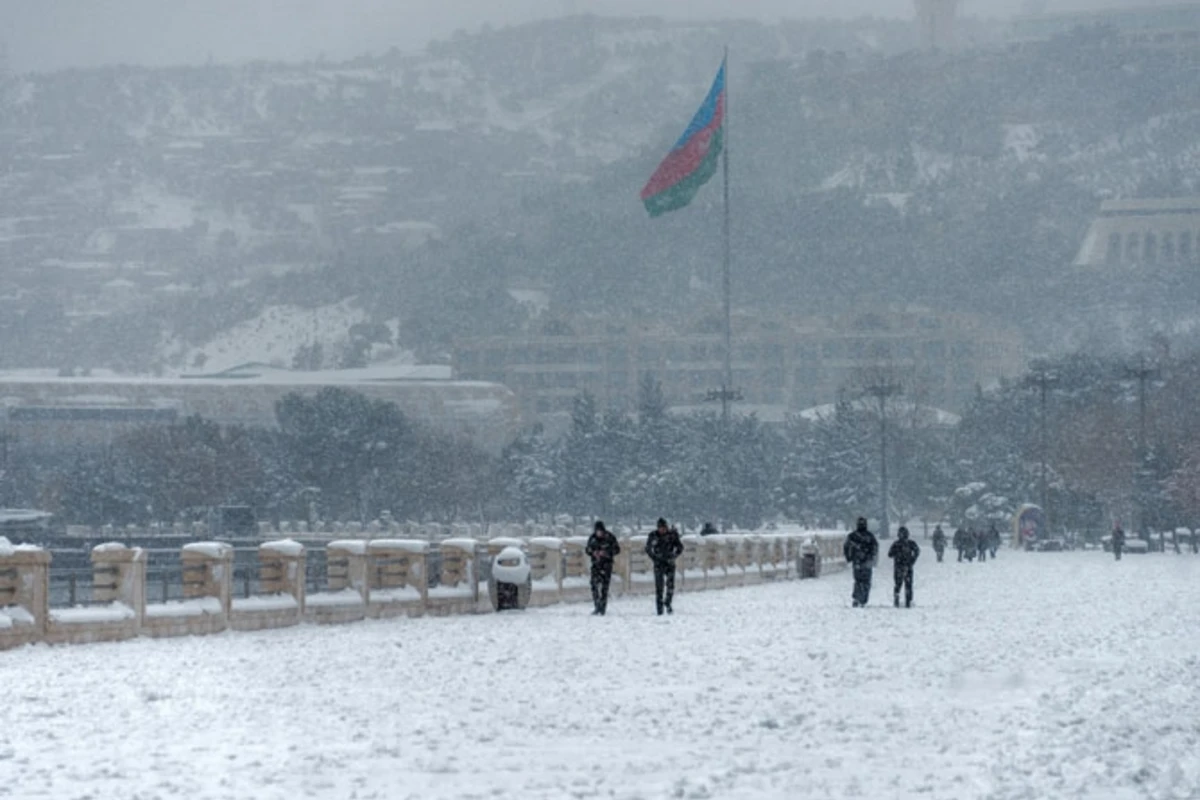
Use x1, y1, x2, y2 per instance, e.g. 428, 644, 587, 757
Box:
0, 530, 847, 649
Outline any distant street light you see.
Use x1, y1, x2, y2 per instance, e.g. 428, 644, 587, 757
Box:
1022, 363, 1058, 524
861, 378, 902, 540
1124, 355, 1159, 537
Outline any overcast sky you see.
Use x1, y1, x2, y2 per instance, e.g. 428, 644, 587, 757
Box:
1, 0, 1140, 72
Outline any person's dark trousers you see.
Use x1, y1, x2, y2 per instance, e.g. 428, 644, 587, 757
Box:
956, 548, 963, 562
935, 548, 944, 563
591, 565, 613, 614
653, 564, 675, 614
990, 547, 997, 558
1113, 547, 1122, 561
893, 566, 913, 607
978, 547, 987, 563
852, 565, 873, 606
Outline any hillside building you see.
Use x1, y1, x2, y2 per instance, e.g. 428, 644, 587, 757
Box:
0, 364, 523, 455
453, 308, 1023, 427
1009, 3, 1200, 50
1074, 198, 1200, 268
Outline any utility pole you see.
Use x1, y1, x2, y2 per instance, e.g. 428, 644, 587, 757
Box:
1023, 365, 1057, 522
862, 379, 902, 539
1125, 355, 1159, 538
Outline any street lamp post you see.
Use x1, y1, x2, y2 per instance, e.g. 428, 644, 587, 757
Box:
1125, 355, 1159, 538
862, 379, 902, 539
1023, 365, 1058, 523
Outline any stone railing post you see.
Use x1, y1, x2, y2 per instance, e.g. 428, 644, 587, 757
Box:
259, 539, 307, 610
0, 542, 50, 647
679, 535, 705, 591
428, 538, 478, 614
527, 537, 563, 605
326, 540, 370, 600
560, 537, 591, 601
181, 542, 234, 617
91, 543, 147, 628
367, 540, 429, 617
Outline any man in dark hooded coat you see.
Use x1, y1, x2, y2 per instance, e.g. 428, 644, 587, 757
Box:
586, 521, 621, 615
645, 518, 684, 615
887, 526, 921, 608
842, 517, 879, 608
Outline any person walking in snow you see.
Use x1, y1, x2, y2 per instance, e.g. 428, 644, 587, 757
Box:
645, 517, 684, 615
931, 525, 947, 563
987, 524, 1000, 559
1111, 524, 1125, 561
887, 526, 920, 608
975, 528, 987, 562
843, 517, 879, 608
586, 520, 621, 615
953, 527, 967, 562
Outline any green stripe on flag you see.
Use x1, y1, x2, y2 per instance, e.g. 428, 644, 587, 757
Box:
643, 128, 724, 218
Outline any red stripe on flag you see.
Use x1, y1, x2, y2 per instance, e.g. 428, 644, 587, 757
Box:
639, 94, 724, 201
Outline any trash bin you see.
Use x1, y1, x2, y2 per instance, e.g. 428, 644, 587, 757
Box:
489, 546, 532, 611
798, 541, 821, 579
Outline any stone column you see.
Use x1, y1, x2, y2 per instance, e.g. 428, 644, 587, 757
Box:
366, 540, 429, 617
326, 540, 370, 601
181, 542, 234, 617
526, 537, 563, 604
0, 545, 50, 644
259, 539, 307, 609
91, 543, 147, 627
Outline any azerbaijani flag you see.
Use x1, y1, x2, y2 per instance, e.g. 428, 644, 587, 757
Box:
640, 60, 726, 218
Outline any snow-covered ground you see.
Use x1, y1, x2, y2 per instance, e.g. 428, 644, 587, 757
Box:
3, 551, 1199, 799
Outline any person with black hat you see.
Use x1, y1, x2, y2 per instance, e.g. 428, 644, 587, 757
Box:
887, 526, 921, 608
645, 517, 684, 615
842, 517, 879, 607
586, 520, 621, 615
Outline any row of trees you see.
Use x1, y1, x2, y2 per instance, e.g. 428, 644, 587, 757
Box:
10, 348, 1200, 533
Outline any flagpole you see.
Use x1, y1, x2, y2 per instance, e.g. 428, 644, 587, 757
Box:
721, 44, 733, 425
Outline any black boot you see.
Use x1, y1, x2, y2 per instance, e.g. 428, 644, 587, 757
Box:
894, 594, 900, 608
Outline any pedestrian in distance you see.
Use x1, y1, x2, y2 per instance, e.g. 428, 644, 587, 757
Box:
888, 526, 920, 608
953, 528, 967, 562
586, 520, 621, 615
843, 517, 879, 608
645, 517, 684, 615
1111, 524, 1125, 561
987, 524, 1000, 559
975, 528, 987, 563
931, 525, 947, 563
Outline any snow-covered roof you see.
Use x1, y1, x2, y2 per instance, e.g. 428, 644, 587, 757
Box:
796, 400, 960, 428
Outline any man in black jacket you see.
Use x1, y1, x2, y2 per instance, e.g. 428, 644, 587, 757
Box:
586, 520, 621, 615
1111, 524, 1125, 561
887, 526, 921, 608
843, 517, 879, 607
645, 518, 684, 615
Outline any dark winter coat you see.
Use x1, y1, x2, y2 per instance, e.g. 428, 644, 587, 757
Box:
952, 528, 967, 550
645, 528, 684, 567
888, 538, 921, 569
931, 529, 947, 550
586, 531, 621, 569
1111, 528, 1126, 548
843, 526, 879, 568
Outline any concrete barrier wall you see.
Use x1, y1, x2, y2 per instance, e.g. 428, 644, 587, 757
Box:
0, 528, 847, 650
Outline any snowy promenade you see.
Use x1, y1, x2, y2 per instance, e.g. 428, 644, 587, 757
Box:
3, 550, 1199, 799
